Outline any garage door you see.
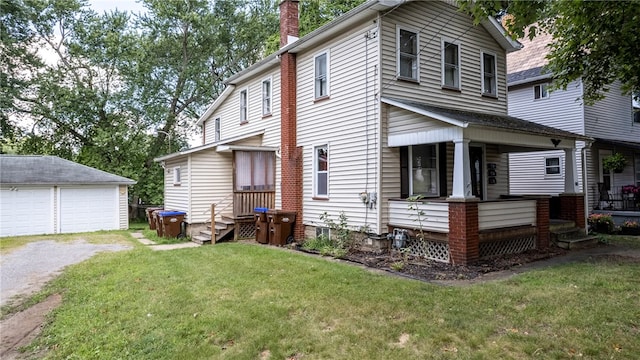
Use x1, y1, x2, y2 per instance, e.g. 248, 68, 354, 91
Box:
0, 187, 54, 237
59, 186, 118, 233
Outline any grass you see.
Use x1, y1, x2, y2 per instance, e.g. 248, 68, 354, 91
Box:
12, 235, 637, 359
0, 230, 135, 254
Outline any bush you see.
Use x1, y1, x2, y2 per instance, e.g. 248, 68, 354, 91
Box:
588, 213, 615, 234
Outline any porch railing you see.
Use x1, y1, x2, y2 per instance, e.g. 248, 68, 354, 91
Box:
477, 200, 537, 231
233, 191, 275, 217
388, 200, 449, 233
594, 184, 640, 211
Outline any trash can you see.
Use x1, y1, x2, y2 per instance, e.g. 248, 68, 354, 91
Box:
267, 210, 296, 246
158, 211, 186, 238
152, 210, 164, 237
255, 207, 269, 244
146, 207, 163, 230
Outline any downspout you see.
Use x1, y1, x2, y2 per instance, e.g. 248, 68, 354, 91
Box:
582, 142, 592, 235
375, 12, 384, 236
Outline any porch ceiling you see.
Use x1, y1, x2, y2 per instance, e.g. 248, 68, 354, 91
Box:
594, 138, 640, 151
382, 97, 593, 144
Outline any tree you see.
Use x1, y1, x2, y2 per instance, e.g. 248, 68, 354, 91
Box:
458, 0, 640, 104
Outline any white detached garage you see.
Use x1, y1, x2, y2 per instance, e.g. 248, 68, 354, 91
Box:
0, 155, 136, 237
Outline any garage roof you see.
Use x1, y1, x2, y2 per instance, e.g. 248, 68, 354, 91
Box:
0, 155, 136, 185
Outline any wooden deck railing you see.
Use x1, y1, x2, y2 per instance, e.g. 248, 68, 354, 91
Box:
233, 191, 275, 217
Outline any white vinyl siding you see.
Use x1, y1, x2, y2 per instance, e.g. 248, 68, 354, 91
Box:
188, 150, 233, 224
118, 185, 128, 229
441, 38, 460, 89
297, 19, 379, 232
584, 81, 637, 143
388, 200, 449, 233
163, 157, 189, 217
380, 1, 508, 114
314, 51, 330, 99
397, 26, 419, 81
484, 144, 509, 200
478, 200, 536, 231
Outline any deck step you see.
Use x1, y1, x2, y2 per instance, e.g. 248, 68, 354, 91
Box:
200, 230, 212, 237
215, 223, 227, 231
555, 236, 599, 250
192, 235, 211, 245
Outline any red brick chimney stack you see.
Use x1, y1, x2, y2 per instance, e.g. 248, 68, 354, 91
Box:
279, 0, 304, 241
280, 0, 299, 47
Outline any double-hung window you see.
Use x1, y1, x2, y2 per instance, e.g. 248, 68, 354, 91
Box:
314, 52, 329, 99
262, 78, 271, 116
409, 144, 438, 196
481, 52, 497, 96
173, 166, 181, 185
442, 39, 460, 89
214, 117, 221, 142
534, 84, 549, 99
239, 89, 248, 123
545, 157, 561, 175
397, 27, 418, 81
314, 145, 328, 197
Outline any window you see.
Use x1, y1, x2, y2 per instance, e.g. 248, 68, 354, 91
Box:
239, 89, 248, 123
314, 145, 328, 197
635, 153, 640, 186
410, 144, 438, 196
442, 40, 460, 89
314, 52, 329, 99
481, 52, 497, 96
545, 157, 561, 175
173, 166, 181, 185
234, 151, 275, 191
262, 78, 271, 116
214, 117, 220, 142
634, 110, 640, 123
534, 84, 549, 99
316, 227, 330, 239
397, 27, 418, 81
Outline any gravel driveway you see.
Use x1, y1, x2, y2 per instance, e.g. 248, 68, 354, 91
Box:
0, 240, 131, 307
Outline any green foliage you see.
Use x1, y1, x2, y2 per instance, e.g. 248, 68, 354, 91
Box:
458, 0, 640, 104
407, 194, 426, 241
588, 213, 615, 234
602, 152, 627, 172
319, 211, 353, 250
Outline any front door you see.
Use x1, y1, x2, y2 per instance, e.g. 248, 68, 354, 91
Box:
470, 146, 484, 200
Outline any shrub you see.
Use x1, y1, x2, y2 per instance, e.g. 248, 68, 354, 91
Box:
588, 213, 614, 233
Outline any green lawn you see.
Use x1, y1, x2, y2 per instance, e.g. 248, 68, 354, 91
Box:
12, 234, 640, 359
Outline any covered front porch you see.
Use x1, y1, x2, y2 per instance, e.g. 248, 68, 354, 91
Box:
383, 98, 592, 264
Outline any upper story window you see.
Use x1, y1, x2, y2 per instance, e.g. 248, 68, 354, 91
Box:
314, 52, 329, 99
239, 88, 248, 123
481, 52, 497, 96
397, 27, 419, 81
314, 145, 328, 197
633, 109, 640, 123
262, 78, 271, 116
442, 39, 461, 89
214, 117, 220, 142
173, 166, 181, 185
545, 157, 561, 175
534, 84, 549, 100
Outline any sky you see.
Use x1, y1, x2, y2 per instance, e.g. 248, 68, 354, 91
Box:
89, 0, 147, 14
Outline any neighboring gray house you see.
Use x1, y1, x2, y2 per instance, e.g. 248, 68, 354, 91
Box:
507, 32, 640, 214
0, 155, 135, 237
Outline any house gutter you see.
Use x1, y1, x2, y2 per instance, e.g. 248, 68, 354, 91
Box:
507, 74, 553, 88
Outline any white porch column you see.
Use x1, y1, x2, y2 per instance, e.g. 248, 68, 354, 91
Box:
450, 138, 474, 199
564, 148, 579, 193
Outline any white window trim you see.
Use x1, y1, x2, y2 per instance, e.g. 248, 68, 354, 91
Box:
261, 77, 272, 116
214, 117, 221, 142
480, 51, 497, 97
396, 25, 420, 82
441, 37, 461, 90
314, 51, 330, 99
239, 88, 248, 123
544, 156, 561, 177
314, 144, 329, 198
173, 166, 181, 185
408, 145, 439, 197
534, 84, 549, 100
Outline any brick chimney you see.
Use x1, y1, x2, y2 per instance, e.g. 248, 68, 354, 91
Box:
279, 0, 304, 241
280, 0, 299, 47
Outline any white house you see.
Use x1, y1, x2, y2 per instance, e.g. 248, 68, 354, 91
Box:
507, 31, 640, 216
156, 0, 591, 264
0, 155, 135, 237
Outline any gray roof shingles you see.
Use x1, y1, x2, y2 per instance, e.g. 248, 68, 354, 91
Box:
0, 155, 136, 185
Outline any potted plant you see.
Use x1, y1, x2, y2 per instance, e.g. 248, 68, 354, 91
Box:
588, 213, 614, 234
621, 220, 640, 236
602, 152, 627, 173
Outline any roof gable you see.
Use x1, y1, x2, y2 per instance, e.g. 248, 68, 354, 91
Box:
0, 155, 136, 185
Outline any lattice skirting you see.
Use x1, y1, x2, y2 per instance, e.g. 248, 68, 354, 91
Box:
479, 236, 536, 258
406, 238, 450, 263
237, 221, 256, 240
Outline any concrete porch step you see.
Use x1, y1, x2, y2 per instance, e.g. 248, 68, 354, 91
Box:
553, 227, 587, 241
555, 236, 599, 250
549, 219, 576, 232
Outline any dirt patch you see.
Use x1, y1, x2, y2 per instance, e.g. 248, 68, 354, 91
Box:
0, 294, 61, 359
